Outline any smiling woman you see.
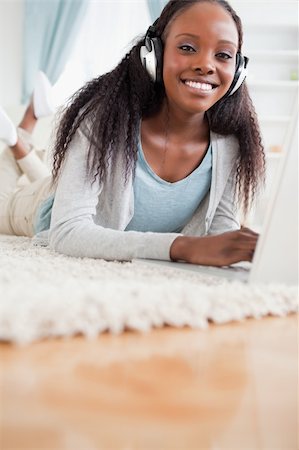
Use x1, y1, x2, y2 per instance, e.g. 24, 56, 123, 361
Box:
0, 0, 265, 268
162, 2, 239, 113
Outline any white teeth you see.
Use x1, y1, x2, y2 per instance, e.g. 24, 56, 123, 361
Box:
184, 80, 213, 90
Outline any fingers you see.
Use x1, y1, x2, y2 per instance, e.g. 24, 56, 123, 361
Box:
189, 231, 259, 266
238, 249, 255, 262
234, 228, 259, 250
236, 235, 258, 248
226, 248, 255, 264
221, 231, 258, 264
240, 226, 259, 237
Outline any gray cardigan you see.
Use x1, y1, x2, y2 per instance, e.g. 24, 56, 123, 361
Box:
36, 125, 240, 261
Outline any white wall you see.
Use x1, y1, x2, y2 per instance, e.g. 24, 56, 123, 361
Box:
230, 0, 298, 27
0, 0, 23, 108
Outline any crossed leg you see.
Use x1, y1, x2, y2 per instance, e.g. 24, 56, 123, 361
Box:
0, 72, 54, 236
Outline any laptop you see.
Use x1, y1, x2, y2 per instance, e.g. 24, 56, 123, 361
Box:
133, 113, 298, 285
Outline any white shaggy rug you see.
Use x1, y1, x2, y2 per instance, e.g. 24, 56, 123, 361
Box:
0, 235, 297, 344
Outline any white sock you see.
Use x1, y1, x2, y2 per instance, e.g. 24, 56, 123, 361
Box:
33, 71, 55, 119
0, 106, 17, 146
16, 151, 51, 182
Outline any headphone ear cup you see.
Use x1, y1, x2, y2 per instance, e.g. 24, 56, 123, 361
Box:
140, 37, 163, 83
228, 53, 248, 96
151, 37, 163, 83
140, 42, 155, 81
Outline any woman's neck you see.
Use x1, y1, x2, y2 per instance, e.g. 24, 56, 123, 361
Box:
141, 101, 211, 182
147, 101, 210, 144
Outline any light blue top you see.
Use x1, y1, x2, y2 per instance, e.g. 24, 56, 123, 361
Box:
125, 141, 212, 233
34, 194, 55, 234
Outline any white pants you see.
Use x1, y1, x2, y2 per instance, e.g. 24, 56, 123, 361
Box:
0, 129, 52, 237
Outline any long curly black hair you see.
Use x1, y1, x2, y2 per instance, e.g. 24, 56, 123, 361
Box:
52, 0, 265, 215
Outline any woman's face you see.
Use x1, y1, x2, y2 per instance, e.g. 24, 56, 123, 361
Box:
162, 1, 239, 116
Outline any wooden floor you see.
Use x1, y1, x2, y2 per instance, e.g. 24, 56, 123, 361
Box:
0, 315, 298, 450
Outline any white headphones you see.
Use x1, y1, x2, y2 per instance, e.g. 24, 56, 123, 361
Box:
227, 53, 249, 96
140, 23, 249, 96
140, 23, 163, 83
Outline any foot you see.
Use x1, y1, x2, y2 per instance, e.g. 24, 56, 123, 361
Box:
18, 102, 37, 134
9, 140, 29, 160
32, 71, 55, 119
0, 106, 17, 146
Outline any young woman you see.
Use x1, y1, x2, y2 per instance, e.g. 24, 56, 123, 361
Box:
0, 0, 265, 267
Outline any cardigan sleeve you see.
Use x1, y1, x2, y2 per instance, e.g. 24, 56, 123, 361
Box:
48, 127, 180, 261
207, 167, 240, 235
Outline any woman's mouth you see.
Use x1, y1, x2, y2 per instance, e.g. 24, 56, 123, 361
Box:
182, 79, 218, 92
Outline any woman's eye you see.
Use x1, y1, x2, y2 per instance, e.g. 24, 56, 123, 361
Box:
216, 52, 233, 60
178, 45, 196, 53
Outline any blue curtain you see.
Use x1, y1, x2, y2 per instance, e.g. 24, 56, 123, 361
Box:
22, 0, 89, 103
147, 0, 168, 22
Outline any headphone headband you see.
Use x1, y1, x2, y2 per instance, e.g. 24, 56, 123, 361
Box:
144, 21, 159, 51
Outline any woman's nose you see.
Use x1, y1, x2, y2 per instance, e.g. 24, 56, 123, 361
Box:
191, 53, 215, 75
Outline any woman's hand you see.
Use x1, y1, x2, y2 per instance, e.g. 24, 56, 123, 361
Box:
170, 228, 259, 267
